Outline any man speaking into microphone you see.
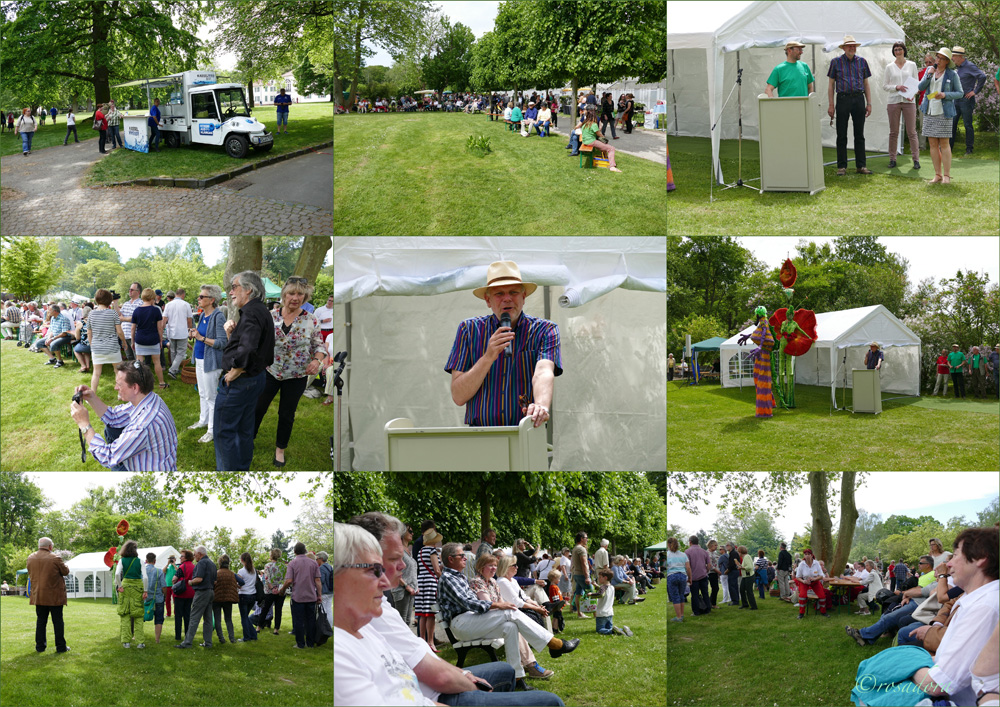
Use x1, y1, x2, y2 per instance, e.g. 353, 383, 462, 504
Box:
445, 261, 562, 427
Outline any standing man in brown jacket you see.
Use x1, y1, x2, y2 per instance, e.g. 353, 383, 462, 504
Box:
26, 537, 70, 653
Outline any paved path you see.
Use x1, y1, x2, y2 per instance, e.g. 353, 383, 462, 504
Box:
545, 123, 667, 165
211, 150, 333, 211
1, 142, 332, 235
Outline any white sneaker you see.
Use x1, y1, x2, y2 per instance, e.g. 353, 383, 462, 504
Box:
199, 432, 213, 443
188, 422, 207, 430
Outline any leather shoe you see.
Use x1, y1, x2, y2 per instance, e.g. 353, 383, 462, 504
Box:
548, 637, 580, 659
856, 167, 873, 174
515, 678, 536, 691
273, 456, 286, 467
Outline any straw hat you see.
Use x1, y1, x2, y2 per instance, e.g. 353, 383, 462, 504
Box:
950, 46, 966, 56
473, 261, 538, 300
838, 35, 862, 50
423, 528, 443, 545
785, 40, 806, 50
935, 47, 955, 69
869, 341, 880, 348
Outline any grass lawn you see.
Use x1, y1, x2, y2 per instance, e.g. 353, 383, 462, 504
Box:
0, 338, 332, 471
668, 589, 884, 706
429, 584, 666, 707
333, 112, 667, 235
0, 103, 332, 185
666, 132, 1000, 235
667, 380, 1000, 470
0, 597, 332, 707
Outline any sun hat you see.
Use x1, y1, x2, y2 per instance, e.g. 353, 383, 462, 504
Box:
950, 46, 966, 56
472, 261, 538, 300
838, 35, 861, 49
935, 47, 955, 69
951, 343, 960, 348
423, 528, 444, 545
785, 40, 806, 49
869, 341, 879, 348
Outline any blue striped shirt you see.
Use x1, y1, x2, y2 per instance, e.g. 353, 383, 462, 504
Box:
89, 392, 178, 470
48, 313, 71, 338
828, 53, 872, 93
444, 312, 563, 426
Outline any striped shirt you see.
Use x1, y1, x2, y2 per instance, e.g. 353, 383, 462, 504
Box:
828, 53, 872, 93
89, 392, 178, 470
119, 298, 141, 340
444, 312, 562, 426
3, 306, 21, 323
87, 308, 121, 355
48, 313, 72, 338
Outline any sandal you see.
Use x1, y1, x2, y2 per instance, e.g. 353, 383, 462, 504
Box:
159, 383, 170, 390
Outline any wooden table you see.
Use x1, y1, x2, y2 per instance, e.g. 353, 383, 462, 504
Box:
827, 579, 860, 615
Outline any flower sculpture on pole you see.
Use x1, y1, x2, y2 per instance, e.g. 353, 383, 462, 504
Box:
767, 259, 817, 408
109, 519, 130, 604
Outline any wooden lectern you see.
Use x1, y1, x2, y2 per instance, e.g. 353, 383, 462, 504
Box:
852, 369, 882, 414
384, 416, 548, 471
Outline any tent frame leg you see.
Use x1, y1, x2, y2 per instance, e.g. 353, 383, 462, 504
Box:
710, 54, 760, 203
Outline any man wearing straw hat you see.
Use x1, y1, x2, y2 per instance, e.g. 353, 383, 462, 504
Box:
827, 34, 873, 176
445, 261, 562, 428
865, 342, 883, 371
948, 46, 987, 156
765, 41, 815, 98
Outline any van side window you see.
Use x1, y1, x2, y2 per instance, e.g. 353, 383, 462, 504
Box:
192, 93, 219, 120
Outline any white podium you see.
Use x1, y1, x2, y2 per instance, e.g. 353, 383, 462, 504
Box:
852, 369, 882, 414
384, 416, 548, 471
757, 93, 825, 194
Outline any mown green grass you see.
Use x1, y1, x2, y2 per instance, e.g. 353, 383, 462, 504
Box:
668, 589, 883, 706
0, 597, 332, 707
0, 338, 332, 471
429, 584, 666, 707
333, 112, 667, 235
667, 380, 1000, 470
667, 132, 1000, 235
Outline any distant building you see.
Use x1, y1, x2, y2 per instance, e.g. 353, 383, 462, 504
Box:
252, 70, 326, 104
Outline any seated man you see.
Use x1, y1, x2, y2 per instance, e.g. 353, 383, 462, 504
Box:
1, 301, 21, 339
39, 305, 74, 367
438, 541, 580, 689
69, 360, 178, 470
349, 512, 565, 706
521, 102, 538, 135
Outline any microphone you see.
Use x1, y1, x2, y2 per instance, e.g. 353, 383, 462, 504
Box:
500, 312, 512, 355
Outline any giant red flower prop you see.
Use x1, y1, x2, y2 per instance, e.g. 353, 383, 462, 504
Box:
103, 547, 118, 568
116, 519, 130, 537
779, 258, 797, 287
768, 308, 817, 356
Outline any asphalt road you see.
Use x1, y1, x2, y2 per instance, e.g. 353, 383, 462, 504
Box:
232, 149, 333, 211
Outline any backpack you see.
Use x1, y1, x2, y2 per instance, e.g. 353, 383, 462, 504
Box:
254, 574, 264, 603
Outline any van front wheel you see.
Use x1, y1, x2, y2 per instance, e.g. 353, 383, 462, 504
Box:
225, 134, 248, 159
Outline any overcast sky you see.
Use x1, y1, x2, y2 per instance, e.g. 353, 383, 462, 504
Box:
667, 472, 999, 541
78, 237, 332, 269
363, 1, 500, 67
735, 237, 999, 289
668, 1, 752, 35
27, 472, 328, 543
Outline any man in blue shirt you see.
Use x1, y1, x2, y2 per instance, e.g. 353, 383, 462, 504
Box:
274, 87, 291, 135
148, 98, 161, 152
949, 47, 987, 155
40, 305, 73, 367
827, 35, 873, 175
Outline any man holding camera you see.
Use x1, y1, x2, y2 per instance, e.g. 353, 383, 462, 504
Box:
69, 360, 178, 470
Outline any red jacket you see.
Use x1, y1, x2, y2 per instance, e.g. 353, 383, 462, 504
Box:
174, 560, 196, 599
95, 110, 107, 130
937, 355, 950, 375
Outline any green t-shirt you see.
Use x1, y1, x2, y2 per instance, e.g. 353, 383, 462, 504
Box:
766, 61, 814, 97
510, 107, 523, 122
581, 123, 600, 145
973, 354, 980, 369
947, 350, 967, 373
165, 564, 176, 585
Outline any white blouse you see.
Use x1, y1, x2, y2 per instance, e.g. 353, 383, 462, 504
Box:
795, 560, 824, 583
883, 59, 918, 104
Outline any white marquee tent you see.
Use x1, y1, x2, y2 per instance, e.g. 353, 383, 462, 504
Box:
333, 237, 666, 471
61, 545, 181, 599
667, 1, 907, 184
719, 304, 921, 407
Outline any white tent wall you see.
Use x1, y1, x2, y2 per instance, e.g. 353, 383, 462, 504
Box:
667, 0, 906, 183
332, 288, 665, 471
63, 545, 180, 599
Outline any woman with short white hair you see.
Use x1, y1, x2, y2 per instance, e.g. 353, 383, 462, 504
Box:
334, 523, 439, 706
186, 284, 228, 443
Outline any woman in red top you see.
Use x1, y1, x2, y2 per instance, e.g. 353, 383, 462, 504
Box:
932, 347, 950, 396
95, 103, 109, 154
173, 549, 196, 641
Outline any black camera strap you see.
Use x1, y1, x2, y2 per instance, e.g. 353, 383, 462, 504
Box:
78, 428, 87, 463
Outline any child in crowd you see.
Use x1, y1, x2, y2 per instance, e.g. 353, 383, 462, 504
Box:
546, 568, 566, 633
595, 569, 632, 637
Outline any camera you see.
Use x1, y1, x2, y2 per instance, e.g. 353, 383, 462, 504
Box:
109, 290, 121, 301
72, 391, 83, 405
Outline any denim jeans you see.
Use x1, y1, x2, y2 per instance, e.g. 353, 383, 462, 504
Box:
951, 96, 975, 151
596, 615, 614, 635
276, 112, 288, 127
21, 131, 33, 152
667, 572, 687, 604
600, 115, 617, 138
64, 125, 78, 144
108, 124, 123, 147
439, 661, 565, 705
238, 594, 258, 640
534, 120, 550, 136
896, 620, 925, 646
150, 124, 161, 150
214, 371, 266, 470
858, 600, 918, 643
691, 576, 711, 614
567, 133, 580, 154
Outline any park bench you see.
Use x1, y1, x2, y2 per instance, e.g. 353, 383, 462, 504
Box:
437, 613, 506, 669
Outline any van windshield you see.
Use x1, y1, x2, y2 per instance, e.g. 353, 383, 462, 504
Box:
215, 88, 250, 118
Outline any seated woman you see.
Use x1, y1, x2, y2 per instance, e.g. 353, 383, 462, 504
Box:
535, 103, 552, 137
580, 108, 622, 173
611, 556, 643, 604
334, 522, 443, 706
509, 103, 523, 132
503, 102, 513, 126
630, 558, 653, 592
471, 554, 554, 686
497, 555, 552, 626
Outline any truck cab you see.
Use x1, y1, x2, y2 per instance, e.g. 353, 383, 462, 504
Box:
114, 70, 273, 158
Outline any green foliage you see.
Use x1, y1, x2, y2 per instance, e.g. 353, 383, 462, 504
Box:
0, 237, 64, 301
668, 313, 727, 360
292, 496, 333, 552
72, 259, 125, 297
334, 472, 398, 522
465, 133, 492, 156
977, 496, 1000, 526
156, 472, 329, 518
421, 18, 475, 93
0, 472, 47, 547
0, 543, 35, 584
294, 55, 329, 98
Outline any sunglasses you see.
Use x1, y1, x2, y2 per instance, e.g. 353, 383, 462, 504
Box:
287, 276, 308, 285
340, 562, 385, 578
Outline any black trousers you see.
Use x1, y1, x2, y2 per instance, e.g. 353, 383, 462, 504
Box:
951, 371, 966, 398
890, 577, 896, 593
290, 599, 316, 648
727, 571, 740, 604
99, 128, 107, 153
35, 605, 67, 652
257, 592, 286, 630
690, 577, 711, 615
835, 92, 867, 168
708, 572, 719, 606
254, 371, 309, 450
739, 576, 758, 609
174, 596, 192, 640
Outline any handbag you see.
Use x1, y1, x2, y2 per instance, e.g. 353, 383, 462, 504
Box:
171, 564, 188, 594
315, 603, 333, 646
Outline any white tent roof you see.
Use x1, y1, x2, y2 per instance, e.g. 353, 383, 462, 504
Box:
65, 545, 180, 573
667, 1, 907, 183
722, 305, 920, 350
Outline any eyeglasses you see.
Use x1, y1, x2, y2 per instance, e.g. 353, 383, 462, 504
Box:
229, 282, 242, 292
339, 562, 385, 577
287, 277, 308, 285
198, 294, 211, 299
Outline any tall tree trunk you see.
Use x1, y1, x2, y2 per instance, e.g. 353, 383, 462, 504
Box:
809, 472, 833, 564
224, 237, 263, 325
570, 76, 579, 129
830, 473, 858, 575
91, 3, 111, 111
347, 4, 365, 110
293, 237, 331, 285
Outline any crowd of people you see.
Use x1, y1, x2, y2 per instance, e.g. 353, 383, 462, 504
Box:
764, 37, 998, 182
24, 536, 332, 653
668, 528, 999, 706
335, 512, 664, 706
1, 274, 334, 471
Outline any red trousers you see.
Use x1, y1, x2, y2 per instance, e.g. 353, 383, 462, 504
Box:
794, 579, 828, 615
163, 587, 172, 617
